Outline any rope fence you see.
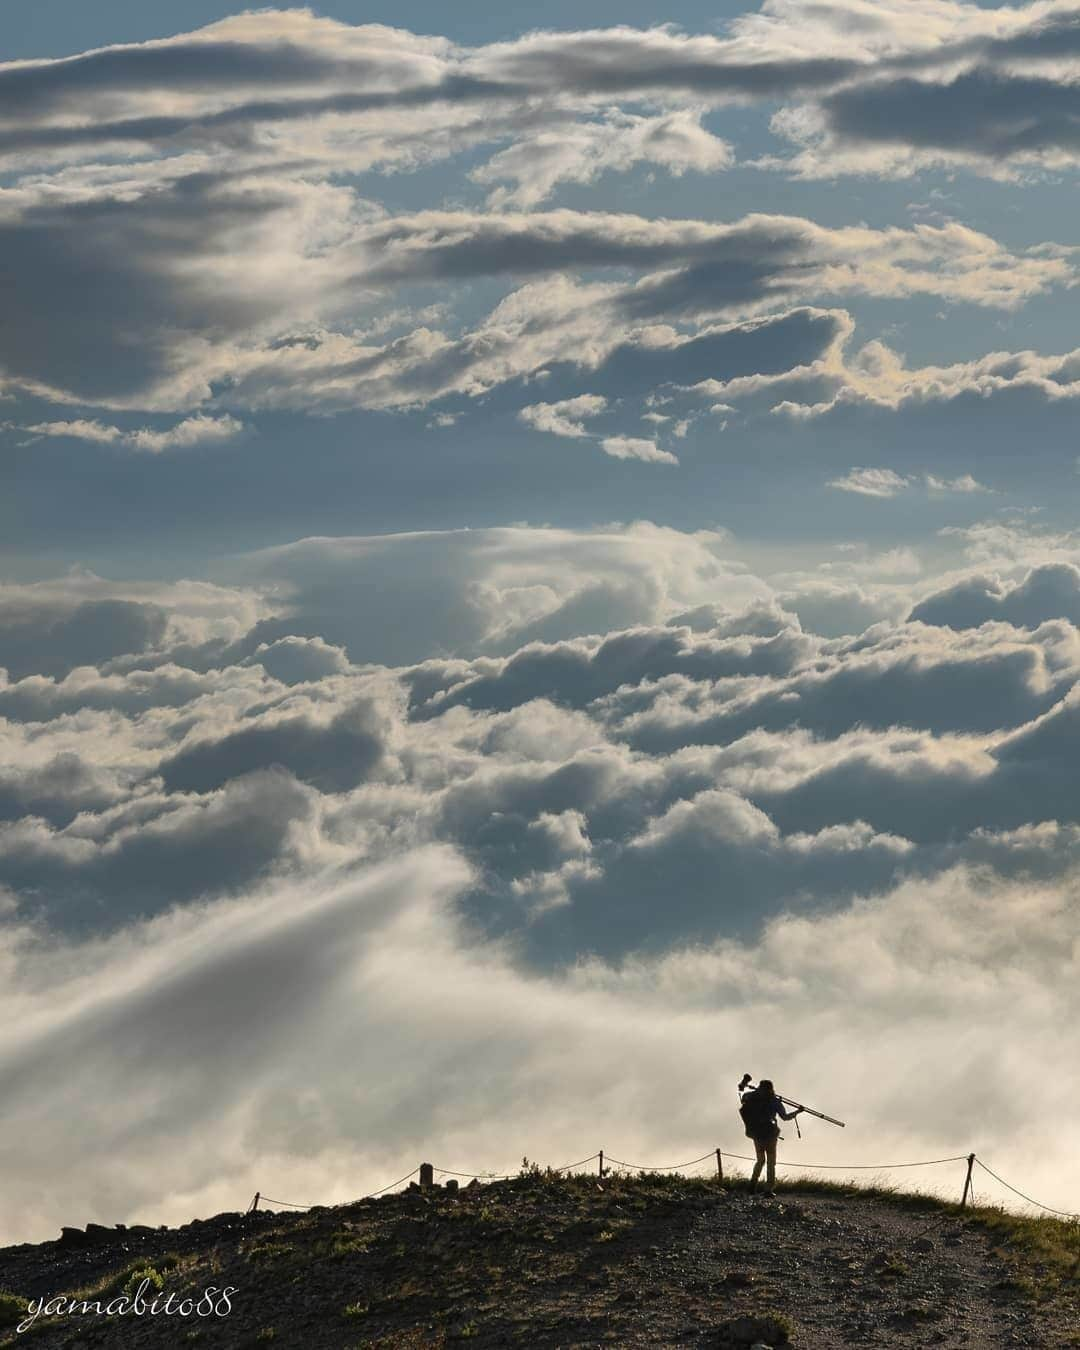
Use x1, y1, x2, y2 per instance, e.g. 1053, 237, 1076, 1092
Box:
720, 1152, 971, 1171
246, 1148, 1077, 1223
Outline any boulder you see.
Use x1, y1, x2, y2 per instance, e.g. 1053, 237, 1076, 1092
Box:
717, 1313, 791, 1347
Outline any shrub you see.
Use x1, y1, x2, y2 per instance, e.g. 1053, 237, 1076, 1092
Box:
0, 1292, 26, 1331
122, 1265, 164, 1299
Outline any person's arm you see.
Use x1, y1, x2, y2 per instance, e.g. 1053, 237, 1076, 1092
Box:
776, 1099, 803, 1121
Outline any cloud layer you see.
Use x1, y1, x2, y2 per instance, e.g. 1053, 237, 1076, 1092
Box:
5, 524, 1080, 1238
2, 4, 1079, 452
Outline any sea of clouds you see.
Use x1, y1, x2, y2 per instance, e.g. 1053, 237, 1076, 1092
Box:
3, 518, 1079, 1241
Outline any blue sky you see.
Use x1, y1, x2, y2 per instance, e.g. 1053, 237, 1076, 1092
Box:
3, 0, 1080, 1241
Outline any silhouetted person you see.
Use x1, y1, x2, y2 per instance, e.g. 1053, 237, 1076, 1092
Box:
741, 1078, 802, 1195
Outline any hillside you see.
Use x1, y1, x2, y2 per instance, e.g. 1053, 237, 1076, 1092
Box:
1, 1172, 1078, 1348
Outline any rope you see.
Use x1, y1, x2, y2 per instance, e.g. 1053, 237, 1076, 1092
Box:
365, 1167, 422, 1198
604, 1152, 716, 1172
250, 1154, 1080, 1223
552, 1153, 601, 1173
433, 1166, 518, 1180
974, 1159, 1080, 1220
720, 1151, 969, 1171
435, 1154, 602, 1179
255, 1166, 422, 1211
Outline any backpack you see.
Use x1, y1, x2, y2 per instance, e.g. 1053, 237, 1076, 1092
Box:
739, 1088, 775, 1139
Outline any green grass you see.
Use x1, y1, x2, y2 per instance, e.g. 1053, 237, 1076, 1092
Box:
245, 1240, 295, 1264
511, 1166, 1080, 1304
975, 1208, 1080, 1300
0, 1294, 25, 1332
310, 1227, 371, 1259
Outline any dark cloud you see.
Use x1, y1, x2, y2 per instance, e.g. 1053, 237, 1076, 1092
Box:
523, 796, 909, 961
590, 309, 845, 386
248, 636, 351, 685
0, 599, 167, 680
0, 172, 316, 403
0, 768, 317, 928
910, 564, 1080, 630
159, 698, 385, 795
621, 638, 1064, 755
411, 622, 812, 718
819, 69, 1080, 161
0, 755, 119, 828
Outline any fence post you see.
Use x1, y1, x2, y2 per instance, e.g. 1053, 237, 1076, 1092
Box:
716, 1148, 724, 1182
961, 1153, 975, 1208
598, 1150, 604, 1178
248, 1192, 260, 1214
419, 1162, 434, 1189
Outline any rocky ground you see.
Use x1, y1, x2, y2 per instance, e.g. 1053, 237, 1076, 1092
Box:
1, 1173, 1077, 1348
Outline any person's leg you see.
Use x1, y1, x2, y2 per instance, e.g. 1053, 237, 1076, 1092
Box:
751, 1140, 766, 1188
766, 1138, 777, 1189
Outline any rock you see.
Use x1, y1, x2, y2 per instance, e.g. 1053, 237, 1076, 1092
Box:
913, 1236, 935, 1253
59, 1226, 86, 1246
445, 1178, 459, 1194
84, 1222, 112, 1241
717, 1314, 791, 1347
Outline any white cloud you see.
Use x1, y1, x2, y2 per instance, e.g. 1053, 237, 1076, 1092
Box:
519, 394, 608, 439
827, 466, 911, 497
600, 435, 678, 464
471, 109, 733, 207
925, 472, 990, 493
826, 467, 992, 498
23, 414, 244, 452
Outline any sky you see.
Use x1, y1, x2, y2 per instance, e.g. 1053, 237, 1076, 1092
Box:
3, 0, 1080, 1243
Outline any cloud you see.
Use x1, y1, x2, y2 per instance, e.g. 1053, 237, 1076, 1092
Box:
20, 414, 244, 452
218, 524, 769, 665
249, 636, 352, 686
0, 598, 169, 681
5, 525, 1080, 1236
750, 335, 1080, 422
158, 698, 388, 797
780, 67, 1080, 179
518, 394, 607, 439
0, 571, 265, 679
910, 562, 1080, 630
925, 473, 989, 493
471, 109, 733, 208
0, 768, 323, 928
828, 467, 911, 497
827, 467, 991, 497
4, 842, 1080, 1244
600, 435, 678, 464
8, 5, 1080, 1247
1, 130, 1071, 414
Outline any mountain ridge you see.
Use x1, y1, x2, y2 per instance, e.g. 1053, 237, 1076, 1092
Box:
2, 1172, 1077, 1348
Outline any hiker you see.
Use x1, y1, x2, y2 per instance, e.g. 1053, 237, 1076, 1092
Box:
741, 1078, 802, 1195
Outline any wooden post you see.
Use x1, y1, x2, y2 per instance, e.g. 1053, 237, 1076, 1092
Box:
248, 1192, 260, 1214
961, 1153, 975, 1208
598, 1150, 604, 1178
419, 1162, 434, 1189
716, 1148, 724, 1182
